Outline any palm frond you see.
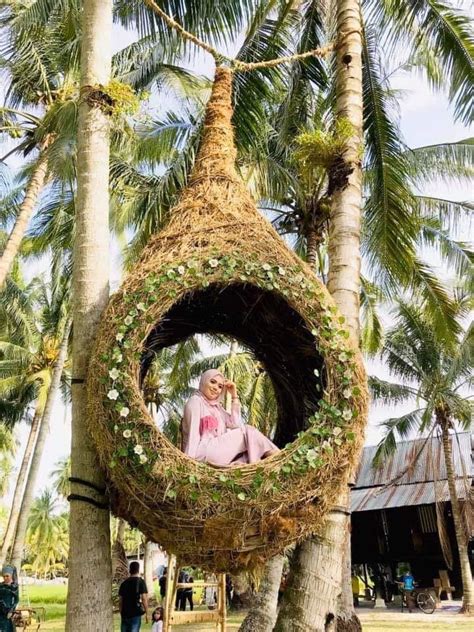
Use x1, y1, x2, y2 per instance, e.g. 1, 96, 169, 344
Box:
368, 376, 419, 405
373, 408, 425, 466
361, 26, 418, 291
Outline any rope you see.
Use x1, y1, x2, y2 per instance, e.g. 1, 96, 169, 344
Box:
67, 494, 109, 510
68, 476, 107, 495
143, 0, 335, 70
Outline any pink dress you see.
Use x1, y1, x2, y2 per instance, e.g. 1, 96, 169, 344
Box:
181, 392, 278, 466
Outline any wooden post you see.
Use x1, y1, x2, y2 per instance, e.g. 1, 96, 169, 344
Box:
163, 555, 177, 632
217, 573, 227, 632
163, 556, 226, 632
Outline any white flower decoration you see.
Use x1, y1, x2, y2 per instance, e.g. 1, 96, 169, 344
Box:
124, 315, 133, 326
343, 388, 352, 399
344, 369, 353, 379
123, 429, 132, 438
339, 352, 349, 362
119, 407, 130, 418
333, 427, 342, 436
342, 409, 353, 421
109, 368, 120, 380
115, 333, 124, 342
266, 271, 274, 279
139, 454, 148, 464
278, 267, 286, 276
208, 258, 219, 268
166, 269, 175, 277
113, 353, 123, 363
137, 302, 146, 311
107, 389, 119, 400
177, 265, 186, 275
262, 263, 271, 271
134, 444, 144, 455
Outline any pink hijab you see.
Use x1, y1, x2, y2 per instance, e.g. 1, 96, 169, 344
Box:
198, 369, 225, 406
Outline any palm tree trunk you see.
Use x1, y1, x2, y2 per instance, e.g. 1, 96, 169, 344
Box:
276, 1, 364, 629
0, 409, 42, 567
239, 554, 285, 632
65, 2, 113, 629
0, 149, 49, 290
306, 226, 319, 270
144, 541, 155, 602
440, 418, 474, 614
112, 518, 129, 584
327, 0, 364, 341
10, 319, 71, 571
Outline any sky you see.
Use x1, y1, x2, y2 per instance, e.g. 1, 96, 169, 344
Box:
3, 17, 473, 500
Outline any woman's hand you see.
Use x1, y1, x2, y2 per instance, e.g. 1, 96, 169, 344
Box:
224, 379, 238, 399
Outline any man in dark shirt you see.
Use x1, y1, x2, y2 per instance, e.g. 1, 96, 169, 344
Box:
119, 561, 149, 632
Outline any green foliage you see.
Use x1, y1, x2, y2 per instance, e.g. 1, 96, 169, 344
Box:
101, 80, 143, 118
371, 301, 473, 466
294, 118, 355, 172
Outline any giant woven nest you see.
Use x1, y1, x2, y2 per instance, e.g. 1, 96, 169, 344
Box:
88, 67, 368, 572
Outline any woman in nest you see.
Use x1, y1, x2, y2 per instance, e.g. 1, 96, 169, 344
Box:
182, 369, 279, 466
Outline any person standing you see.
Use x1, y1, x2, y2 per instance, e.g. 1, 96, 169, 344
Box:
158, 568, 167, 604
0, 565, 19, 632
183, 573, 194, 611
119, 561, 149, 632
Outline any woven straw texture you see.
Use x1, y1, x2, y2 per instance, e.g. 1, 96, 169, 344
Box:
87, 67, 368, 572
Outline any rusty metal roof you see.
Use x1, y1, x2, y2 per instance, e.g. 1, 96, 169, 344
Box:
351, 480, 471, 512
354, 432, 473, 488
351, 432, 473, 512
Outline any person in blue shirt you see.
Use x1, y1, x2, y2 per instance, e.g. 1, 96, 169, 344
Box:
402, 571, 415, 592
397, 570, 416, 612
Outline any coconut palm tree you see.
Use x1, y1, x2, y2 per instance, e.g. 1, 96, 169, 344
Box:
370, 301, 473, 613
0, 423, 15, 497
0, 0, 83, 287
24, 489, 68, 578
0, 276, 70, 569
51, 457, 71, 499
65, 1, 114, 628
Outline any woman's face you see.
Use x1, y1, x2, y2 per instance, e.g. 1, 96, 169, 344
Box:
2, 573, 12, 585
202, 374, 224, 400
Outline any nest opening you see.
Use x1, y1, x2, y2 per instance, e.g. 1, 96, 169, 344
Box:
140, 283, 325, 447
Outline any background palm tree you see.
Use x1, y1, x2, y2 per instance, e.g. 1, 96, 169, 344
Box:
24, 488, 68, 579
370, 301, 473, 612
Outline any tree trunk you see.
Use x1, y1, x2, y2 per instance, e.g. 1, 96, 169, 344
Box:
10, 320, 71, 571
239, 555, 285, 632
274, 507, 351, 632
327, 0, 364, 341
231, 572, 255, 610
276, 1, 364, 629
0, 150, 49, 290
306, 225, 319, 269
336, 538, 361, 632
440, 419, 474, 614
144, 540, 155, 602
112, 518, 129, 584
65, 1, 113, 630
0, 410, 42, 567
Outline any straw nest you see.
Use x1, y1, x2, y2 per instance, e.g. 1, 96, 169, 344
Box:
87, 67, 368, 572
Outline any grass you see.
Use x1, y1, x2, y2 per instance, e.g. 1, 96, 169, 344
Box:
18, 586, 474, 631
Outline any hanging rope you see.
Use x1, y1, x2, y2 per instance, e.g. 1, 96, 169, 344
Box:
143, 0, 335, 70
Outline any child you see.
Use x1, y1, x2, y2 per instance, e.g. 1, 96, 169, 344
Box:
151, 607, 163, 632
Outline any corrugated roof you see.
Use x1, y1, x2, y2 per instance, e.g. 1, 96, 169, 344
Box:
354, 432, 473, 489
351, 479, 472, 512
